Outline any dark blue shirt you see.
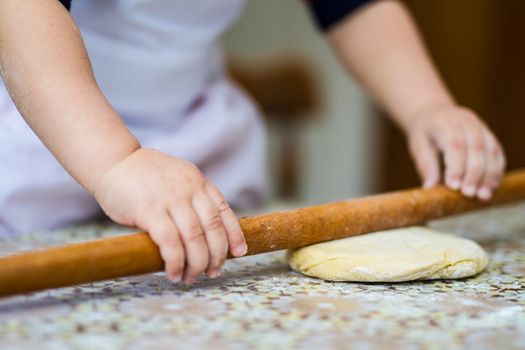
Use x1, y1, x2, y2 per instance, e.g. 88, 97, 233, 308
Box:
58, 0, 374, 31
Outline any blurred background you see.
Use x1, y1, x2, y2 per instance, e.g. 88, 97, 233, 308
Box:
223, 0, 525, 205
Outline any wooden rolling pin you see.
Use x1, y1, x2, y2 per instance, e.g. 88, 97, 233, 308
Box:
1, 169, 525, 297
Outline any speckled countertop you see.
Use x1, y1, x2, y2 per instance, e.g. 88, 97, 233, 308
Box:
0, 202, 524, 350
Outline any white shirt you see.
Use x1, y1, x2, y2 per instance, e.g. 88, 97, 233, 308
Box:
0, 0, 267, 235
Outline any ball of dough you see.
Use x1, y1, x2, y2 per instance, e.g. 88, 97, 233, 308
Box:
288, 226, 488, 282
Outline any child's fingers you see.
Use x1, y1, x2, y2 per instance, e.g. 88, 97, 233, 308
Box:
460, 126, 487, 198
477, 134, 505, 201
205, 182, 247, 257
191, 191, 228, 278
490, 137, 506, 188
409, 132, 440, 188
437, 129, 466, 191
145, 214, 185, 283
170, 203, 209, 286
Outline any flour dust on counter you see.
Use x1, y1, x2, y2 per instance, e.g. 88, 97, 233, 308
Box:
288, 226, 488, 282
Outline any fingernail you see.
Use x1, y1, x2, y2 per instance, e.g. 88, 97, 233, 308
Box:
209, 269, 222, 278
462, 185, 476, 197
451, 179, 461, 190
478, 187, 492, 201
169, 274, 182, 283
234, 243, 248, 257
184, 276, 195, 286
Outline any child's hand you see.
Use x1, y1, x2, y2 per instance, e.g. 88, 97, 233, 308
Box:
93, 148, 248, 285
405, 103, 506, 201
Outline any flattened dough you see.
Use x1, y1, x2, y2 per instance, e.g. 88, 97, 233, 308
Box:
288, 226, 488, 282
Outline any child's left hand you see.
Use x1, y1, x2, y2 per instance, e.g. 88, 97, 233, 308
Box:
325, 1, 507, 201
405, 103, 506, 201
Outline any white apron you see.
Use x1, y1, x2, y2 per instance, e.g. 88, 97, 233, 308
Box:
0, 0, 267, 236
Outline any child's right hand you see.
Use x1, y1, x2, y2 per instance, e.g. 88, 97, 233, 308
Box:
93, 148, 248, 285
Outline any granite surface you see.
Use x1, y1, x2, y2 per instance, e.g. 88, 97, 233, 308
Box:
0, 203, 524, 350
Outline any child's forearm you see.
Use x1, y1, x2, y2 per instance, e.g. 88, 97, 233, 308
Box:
0, 0, 139, 193
0, 0, 249, 283
325, 1, 506, 199
327, 0, 454, 130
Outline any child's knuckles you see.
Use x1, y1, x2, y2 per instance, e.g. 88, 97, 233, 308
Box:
180, 167, 206, 187
183, 224, 206, 242
203, 214, 223, 232
185, 176, 206, 190
470, 140, 486, 153
448, 135, 465, 151
216, 198, 231, 214
466, 132, 486, 152
157, 233, 180, 249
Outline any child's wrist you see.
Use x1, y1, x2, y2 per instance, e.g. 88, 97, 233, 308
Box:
396, 97, 455, 131
87, 140, 141, 197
